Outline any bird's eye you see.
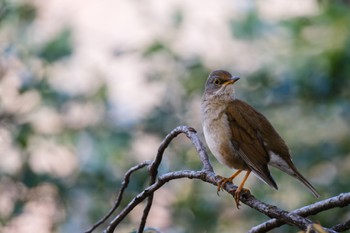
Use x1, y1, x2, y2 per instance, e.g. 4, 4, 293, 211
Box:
213, 79, 221, 85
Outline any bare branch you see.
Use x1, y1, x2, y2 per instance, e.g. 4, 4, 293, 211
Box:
332, 219, 350, 232
104, 166, 337, 233
104, 126, 214, 233
243, 194, 313, 230
181, 126, 214, 172
104, 170, 208, 233
85, 126, 349, 233
138, 126, 207, 233
249, 192, 350, 233
84, 161, 151, 233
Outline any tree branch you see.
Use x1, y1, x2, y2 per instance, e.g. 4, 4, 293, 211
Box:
138, 126, 214, 232
332, 219, 350, 232
138, 126, 193, 233
84, 161, 151, 233
86, 125, 349, 233
249, 193, 350, 233
104, 170, 208, 233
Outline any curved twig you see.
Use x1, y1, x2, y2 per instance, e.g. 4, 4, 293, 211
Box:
86, 126, 348, 233
104, 170, 209, 233
103, 166, 337, 233
138, 126, 209, 233
84, 161, 151, 233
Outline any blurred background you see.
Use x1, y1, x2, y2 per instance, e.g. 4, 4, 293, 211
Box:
0, 0, 350, 232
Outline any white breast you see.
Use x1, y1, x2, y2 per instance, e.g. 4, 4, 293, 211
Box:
202, 113, 234, 167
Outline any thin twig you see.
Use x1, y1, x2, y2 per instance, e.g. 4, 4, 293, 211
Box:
104, 170, 207, 233
137, 194, 154, 233
249, 192, 350, 233
138, 126, 196, 233
105, 167, 337, 233
85, 161, 151, 233
182, 126, 214, 172
332, 219, 350, 232
92, 125, 348, 233
103, 125, 322, 232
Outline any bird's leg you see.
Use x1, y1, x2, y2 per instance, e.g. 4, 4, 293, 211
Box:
234, 170, 251, 208
217, 169, 243, 194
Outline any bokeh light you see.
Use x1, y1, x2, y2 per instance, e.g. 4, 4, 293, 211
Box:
0, 0, 350, 232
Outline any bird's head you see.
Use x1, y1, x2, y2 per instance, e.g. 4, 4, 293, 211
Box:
204, 70, 240, 99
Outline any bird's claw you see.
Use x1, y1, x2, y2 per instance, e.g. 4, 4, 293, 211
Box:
216, 173, 250, 209
234, 190, 242, 208
216, 175, 233, 196
234, 187, 250, 209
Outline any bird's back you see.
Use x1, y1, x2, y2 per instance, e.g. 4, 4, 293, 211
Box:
230, 99, 291, 160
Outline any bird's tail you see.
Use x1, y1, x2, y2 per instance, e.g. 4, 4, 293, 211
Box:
269, 156, 320, 197
291, 167, 320, 198
275, 161, 320, 198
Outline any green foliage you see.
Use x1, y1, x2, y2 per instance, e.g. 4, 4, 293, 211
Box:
0, 0, 36, 26
230, 10, 268, 40
14, 123, 32, 148
172, 8, 184, 28
282, 4, 350, 103
181, 59, 210, 96
38, 29, 73, 63
143, 41, 175, 58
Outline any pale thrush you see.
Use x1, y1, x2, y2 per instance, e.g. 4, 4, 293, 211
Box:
201, 70, 320, 208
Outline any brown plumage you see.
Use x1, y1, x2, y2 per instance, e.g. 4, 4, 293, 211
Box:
201, 70, 319, 207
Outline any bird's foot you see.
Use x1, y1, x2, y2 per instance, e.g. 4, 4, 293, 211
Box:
234, 187, 250, 209
216, 175, 234, 195
216, 170, 250, 209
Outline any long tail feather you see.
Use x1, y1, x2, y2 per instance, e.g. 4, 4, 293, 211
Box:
292, 168, 320, 198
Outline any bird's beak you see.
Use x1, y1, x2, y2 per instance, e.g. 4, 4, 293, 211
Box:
224, 76, 240, 86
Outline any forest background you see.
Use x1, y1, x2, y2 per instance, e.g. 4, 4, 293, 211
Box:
0, 0, 350, 232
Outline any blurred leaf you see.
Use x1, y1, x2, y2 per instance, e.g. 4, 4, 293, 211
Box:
181, 59, 209, 95
38, 28, 73, 63
14, 123, 32, 148
173, 183, 220, 232
282, 17, 311, 39
144, 105, 179, 136
16, 2, 36, 22
143, 42, 168, 57
230, 10, 267, 40
172, 8, 184, 28
0, 0, 36, 26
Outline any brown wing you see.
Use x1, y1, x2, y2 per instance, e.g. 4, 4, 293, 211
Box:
226, 99, 284, 189
228, 100, 320, 197
234, 100, 290, 157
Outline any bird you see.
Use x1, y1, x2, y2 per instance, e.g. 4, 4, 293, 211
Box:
201, 70, 320, 208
